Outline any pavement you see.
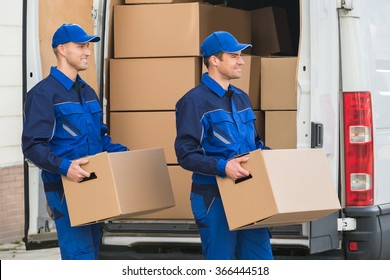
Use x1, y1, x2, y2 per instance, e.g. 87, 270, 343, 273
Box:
0, 242, 60, 260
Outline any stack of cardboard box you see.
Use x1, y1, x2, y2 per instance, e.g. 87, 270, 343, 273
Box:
251, 7, 297, 149
200, 5, 297, 150
250, 6, 298, 149
109, 1, 253, 219
109, 2, 299, 219
261, 56, 297, 149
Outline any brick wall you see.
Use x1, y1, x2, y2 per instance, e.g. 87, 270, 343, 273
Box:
0, 165, 24, 244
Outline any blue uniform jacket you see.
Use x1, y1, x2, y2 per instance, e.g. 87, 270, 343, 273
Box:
22, 67, 127, 191
175, 73, 267, 187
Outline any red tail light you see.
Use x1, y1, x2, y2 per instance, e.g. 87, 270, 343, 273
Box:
343, 92, 374, 206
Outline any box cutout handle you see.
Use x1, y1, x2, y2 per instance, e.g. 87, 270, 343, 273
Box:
80, 172, 97, 183
232, 152, 250, 159
234, 173, 253, 184
231, 153, 252, 184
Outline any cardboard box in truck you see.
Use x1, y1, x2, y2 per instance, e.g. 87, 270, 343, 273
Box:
110, 111, 177, 164
114, 2, 251, 58
261, 57, 297, 110
265, 110, 297, 149
110, 57, 201, 111
251, 6, 293, 56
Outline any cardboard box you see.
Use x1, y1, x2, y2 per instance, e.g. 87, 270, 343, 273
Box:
261, 57, 297, 110
110, 57, 200, 111
254, 110, 266, 142
62, 149, 175, 226
265, 111, 296, 149
251, 6, 293, 56
132, 165, 193, 219
114, 3, 251, 58
202, 55, 261, 109
110, 111, 177, 164
217, 149, 341, 230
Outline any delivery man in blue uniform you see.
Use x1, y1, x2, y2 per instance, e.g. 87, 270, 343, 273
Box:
22, 24, 128, 260
175, 31, 273, 259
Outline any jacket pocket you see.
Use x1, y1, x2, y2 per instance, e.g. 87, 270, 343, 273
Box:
86, 100, 102, 114
238, 108, 257, 125
209, 112, 235, 145
57, 103, 84, 137
86, 100, 102, 125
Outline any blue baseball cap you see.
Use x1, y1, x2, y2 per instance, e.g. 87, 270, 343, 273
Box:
52, 24, 100, 48
200, 31, 251, 57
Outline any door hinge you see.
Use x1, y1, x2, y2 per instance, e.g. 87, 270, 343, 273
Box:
91, 1, 98, 26
92, 8, 98, 22
337, 0, 353, 11
338, 218, 357, 231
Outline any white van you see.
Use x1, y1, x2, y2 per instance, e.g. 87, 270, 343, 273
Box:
23, 0, 390, 259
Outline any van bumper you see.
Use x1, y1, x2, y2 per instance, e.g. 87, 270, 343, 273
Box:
343, 203, 390, 259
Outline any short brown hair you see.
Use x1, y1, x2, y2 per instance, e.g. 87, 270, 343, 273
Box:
203, 52, 224, 68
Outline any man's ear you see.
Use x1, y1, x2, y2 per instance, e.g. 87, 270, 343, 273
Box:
56, 44, 66, 57
210, 55, 219, 67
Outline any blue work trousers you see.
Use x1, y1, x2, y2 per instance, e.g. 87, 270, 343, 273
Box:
45, 189, 102, 260
191, 192, 273, 260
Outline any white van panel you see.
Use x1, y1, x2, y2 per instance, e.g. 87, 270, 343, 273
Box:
0, 1, 22, 25
0, 0, 23, 168
298, 0, 339, 183
366, 0, 390, 204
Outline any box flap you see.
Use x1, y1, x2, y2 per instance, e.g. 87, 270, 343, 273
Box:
237, 209, 339, 230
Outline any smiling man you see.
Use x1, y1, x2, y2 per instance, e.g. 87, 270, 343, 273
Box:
175, 31, 273, 260
22, 24, 128, 260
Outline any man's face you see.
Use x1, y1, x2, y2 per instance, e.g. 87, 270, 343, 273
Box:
215, 51, 245, 80
61, 42, 91, 71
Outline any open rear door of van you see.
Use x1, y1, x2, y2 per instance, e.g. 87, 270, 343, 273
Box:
297, 0, 341, 254
23, 0, 104, 249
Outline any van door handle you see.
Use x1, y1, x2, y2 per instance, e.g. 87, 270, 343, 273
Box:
311, 122, 324, 148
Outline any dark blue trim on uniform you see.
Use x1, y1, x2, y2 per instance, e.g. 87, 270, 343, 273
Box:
191, 183, 220, 197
